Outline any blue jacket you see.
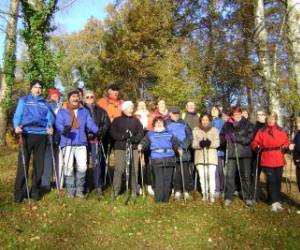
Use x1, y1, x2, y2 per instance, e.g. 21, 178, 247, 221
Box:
140, 129, 180, 160
166, 119, 192, 161
13, 94, 54, 134
55, 106, 99, 147
212, 118, 224, 157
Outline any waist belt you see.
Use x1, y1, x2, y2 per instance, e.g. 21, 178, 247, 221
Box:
261, 146, 281, 152
152, 149, 174, 153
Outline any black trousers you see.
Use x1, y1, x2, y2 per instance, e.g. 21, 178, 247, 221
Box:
153, 163, 175, 202
174, 161, 193, 192
262, 167, 283, 204
295, 162, 300, 192
225, 158, 251, 200
14, 134, 47, 201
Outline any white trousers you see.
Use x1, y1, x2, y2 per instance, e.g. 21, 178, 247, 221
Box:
196, 164, 216, 197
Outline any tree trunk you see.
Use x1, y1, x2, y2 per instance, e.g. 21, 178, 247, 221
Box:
286, 0, 300, 97
0, 0, 20, 146
254, 0, 282, 125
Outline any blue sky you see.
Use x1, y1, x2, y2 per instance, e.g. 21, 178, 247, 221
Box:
0, 0, 113, 66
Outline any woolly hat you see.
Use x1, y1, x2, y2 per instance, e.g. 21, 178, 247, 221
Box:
47, 88, 61, 100
121, 101, 134, 112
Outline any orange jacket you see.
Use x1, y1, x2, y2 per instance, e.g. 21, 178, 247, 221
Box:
96, 96, 123, 121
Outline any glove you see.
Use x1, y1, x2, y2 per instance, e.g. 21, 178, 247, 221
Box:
87, 132, 95, 140
96, 130, 103, 140
205, 139, 211, 148
254, 145, 261, 153
224, 132, 235, 143
63, 125, 72, 134
281, 146, 289, 154
199, 140, 206, 148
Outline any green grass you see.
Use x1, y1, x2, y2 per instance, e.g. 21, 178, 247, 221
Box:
0, 147, 300, 250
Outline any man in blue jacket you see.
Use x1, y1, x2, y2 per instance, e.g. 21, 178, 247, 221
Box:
13, 80, 54, 202
166, 106, 193, 201
55, 90, 100, 198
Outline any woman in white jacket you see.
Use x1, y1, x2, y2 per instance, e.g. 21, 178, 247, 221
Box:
192, 112, 220, 203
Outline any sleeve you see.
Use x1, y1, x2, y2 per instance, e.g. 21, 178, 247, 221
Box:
182, 124, 193, 150
132, 120, 144, 144
192, 129, 201, 149
86, 111, 99, 134
13, 98, 25, 128
210, 129, 220, 149
251, 130, 263, 150
171, 135, 181, 151
55, 109, 66, 134
238, 122, 255, 145
46, 108, 55, 128
282, 131, 290, 148
110, 119, 124, 141
101, 110, 111, 137
139, 134, 151, 151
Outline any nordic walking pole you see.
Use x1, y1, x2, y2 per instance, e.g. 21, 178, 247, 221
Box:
125, 138, 131, 205
285, 152, 292, 214
139, 152, 145, 199
48, 134, 60, 198
194, 165, 198, 192
99, 141, 114, 194
19, 134, 31, 207
202, 146, 207, 201
179, 153, 187, 204
234, 142, 246, 205
252, 147, 261, 211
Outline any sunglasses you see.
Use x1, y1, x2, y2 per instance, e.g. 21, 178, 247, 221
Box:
86, 96, 94, 99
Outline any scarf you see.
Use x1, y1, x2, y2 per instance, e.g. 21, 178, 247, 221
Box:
199, 123, 212, 133
66, 103, 80, 129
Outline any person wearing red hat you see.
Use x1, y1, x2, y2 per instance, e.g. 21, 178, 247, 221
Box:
41, 88, 61, 193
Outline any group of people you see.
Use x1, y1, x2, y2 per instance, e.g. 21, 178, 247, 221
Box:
13, 80, 300, 213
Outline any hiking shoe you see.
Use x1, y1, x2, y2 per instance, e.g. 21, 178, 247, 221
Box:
234, 191, 239, 197
76, 192, 86, 199
96, 188, 103, 200
65, 192, 74, 198
184, 192, 191, 200
297, 210, 300, 215
215, 192, 221, 199
224, 199, 232, 206
210, 196, 215, 203
246, 200, 254, 207
271, 202, 283, 212
174, 192, 181, 200
202, 193, 208, 201
147, 185, 155, 196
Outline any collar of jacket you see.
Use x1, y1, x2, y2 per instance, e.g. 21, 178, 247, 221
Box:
28, 94, 45, 101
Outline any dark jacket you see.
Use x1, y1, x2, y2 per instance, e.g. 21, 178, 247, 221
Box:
292, 130, 300, 162
220, 117, 255, 159
84, 104, 110, 139
110, 114, 144, 150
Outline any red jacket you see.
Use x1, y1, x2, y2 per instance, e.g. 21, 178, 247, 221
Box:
251, 125, 289, 168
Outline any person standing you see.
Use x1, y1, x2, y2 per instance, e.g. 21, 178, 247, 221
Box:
220, 106, 255, 206
55, 90, 100, 198
147, 99, 169, 130
97, 84, 123, 122
83, 90, 110, 198
193, 113, 220, 203
251, 112, 290, 212
110, 101, 144, 198
138, 116, 182, 202
182, 101, 199, 130
166, 106, 193, 200
41, 88, 61, 193
13, 80, 54, 202
211, 105, 225, 198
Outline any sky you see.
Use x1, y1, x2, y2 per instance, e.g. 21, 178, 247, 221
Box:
0, 0, 113, 66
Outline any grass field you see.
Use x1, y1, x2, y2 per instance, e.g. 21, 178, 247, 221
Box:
0, 146, 300, 250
